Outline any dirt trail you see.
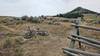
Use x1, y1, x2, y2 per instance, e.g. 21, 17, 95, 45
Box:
22, 36, 68, 56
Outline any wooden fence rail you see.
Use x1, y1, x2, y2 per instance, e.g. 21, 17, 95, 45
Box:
68, 36, 100, 49
71, 35, 100, 45
71, 24, 100, 31
63, 48, 100, 56
63, 50, 79, 56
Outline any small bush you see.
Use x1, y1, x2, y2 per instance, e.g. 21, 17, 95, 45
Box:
32, 18, 41, 23
48, 21, 53, 24
14, 37, 24, 45
21, 15, 29, 21
0, 37, 24, 56
3, 37, 12, 48
2, 37, 24, 49
14, 47, 23, 56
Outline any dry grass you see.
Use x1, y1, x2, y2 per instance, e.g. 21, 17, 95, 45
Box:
0, 16, 99, 56
0, 20, 72, 56
0, 36, 24, 56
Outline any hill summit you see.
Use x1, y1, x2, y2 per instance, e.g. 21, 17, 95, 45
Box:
55, 7, 100, 18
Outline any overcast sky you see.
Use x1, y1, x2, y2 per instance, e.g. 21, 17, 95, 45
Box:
0, 0, 100, 16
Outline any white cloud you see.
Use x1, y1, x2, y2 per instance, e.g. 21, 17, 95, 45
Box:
0, 0, 100, 16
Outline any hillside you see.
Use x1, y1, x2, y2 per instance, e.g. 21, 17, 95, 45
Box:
55, 7, 100, 18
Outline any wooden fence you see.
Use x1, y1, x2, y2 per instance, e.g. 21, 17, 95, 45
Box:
63, 19, 100, 56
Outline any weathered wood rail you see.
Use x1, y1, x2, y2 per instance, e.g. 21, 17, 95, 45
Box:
72, 24, 100, 31
63, 48, 100, 56
63, 19, 100, 56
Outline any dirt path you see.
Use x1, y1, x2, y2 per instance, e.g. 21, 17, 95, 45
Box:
22, 36, 68, 56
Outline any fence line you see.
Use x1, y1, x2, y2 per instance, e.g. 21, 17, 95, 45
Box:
63, 18, 100, 56
71, 34, 100, 45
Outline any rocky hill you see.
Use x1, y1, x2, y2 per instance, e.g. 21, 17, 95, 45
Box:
55, 7, 100, 18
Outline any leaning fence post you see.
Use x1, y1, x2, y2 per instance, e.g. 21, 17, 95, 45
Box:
69, 39, 76, 48
69, 17, 81, 48
76, 17, 81, 49
69, 25, 76, 48
67, 18, 77, 56
68, 40, 76, 56
67, 18, 82, 56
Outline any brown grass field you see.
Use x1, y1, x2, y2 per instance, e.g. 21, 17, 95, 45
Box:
0, 16, 100, 56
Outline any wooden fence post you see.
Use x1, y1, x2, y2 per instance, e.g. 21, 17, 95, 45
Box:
76, 17, 81, 49
64, 17, 100, 56
68, 18, 82, 56
69, 18, 81, 48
